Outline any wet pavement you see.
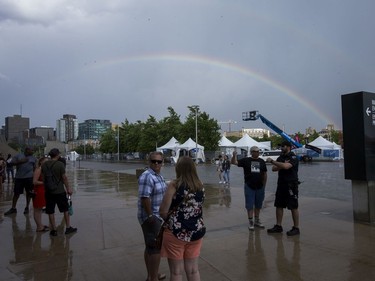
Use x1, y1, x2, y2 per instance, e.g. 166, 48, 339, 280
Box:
1, 160, 374, 281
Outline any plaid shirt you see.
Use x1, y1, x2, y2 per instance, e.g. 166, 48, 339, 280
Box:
137, 168, 167, 224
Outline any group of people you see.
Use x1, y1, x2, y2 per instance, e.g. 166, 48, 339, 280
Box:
231, 141, 300, 236
0, 153, 15, 189
137, 140, 301, 280
217, 154, 231, 185
3, 147, 77, 236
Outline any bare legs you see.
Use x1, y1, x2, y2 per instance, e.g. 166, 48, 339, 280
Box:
168, 258, 200, 281
33, 208, 45, 230
145, 252, 161, 281
275, 207, 299, 228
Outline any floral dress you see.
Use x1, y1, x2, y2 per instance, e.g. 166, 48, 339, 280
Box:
166, 184, 206, 242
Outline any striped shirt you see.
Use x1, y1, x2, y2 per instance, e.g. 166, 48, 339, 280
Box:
137, 168, 167, 224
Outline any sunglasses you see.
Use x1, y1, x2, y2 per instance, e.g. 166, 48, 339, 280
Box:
150, 159, 163, 164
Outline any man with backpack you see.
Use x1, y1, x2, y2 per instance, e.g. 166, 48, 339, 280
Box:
42, 148, 77, 236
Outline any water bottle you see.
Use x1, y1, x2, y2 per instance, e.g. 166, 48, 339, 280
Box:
68, 195, 73, 216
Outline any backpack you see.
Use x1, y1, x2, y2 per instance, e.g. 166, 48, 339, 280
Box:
43, 162, 61, 192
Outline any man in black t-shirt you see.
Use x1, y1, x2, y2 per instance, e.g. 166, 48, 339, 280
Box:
266, 141, 300, 236
232, 146, 267, 230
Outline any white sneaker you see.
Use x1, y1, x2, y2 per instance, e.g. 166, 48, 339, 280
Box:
248, 220, 254, 231
254, 219, 265, 228
219, 181, 223, 184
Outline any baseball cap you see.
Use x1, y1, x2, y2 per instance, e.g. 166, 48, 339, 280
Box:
250, 146, 260, 152
48, 148, 60, 157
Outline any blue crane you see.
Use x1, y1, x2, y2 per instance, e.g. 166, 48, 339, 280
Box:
242, 111, 321, 155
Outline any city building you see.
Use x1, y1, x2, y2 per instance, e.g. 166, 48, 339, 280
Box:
29, 126, 55, 142
242, 128, 271, 138
4, 115, 29, 144
56, 114, 78, 142
78, 119, 112, 140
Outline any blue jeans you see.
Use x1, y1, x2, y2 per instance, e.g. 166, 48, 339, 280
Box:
223, 170, 230, 183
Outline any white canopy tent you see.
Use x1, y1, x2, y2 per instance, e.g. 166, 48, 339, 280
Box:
178, 138, 205, 163
233, 134, 269, 156
218, 135, 235, 156
157, 137, 181, 163
157, 137, 180, 150
308, 136, 343, 159
308, 136, 336, 149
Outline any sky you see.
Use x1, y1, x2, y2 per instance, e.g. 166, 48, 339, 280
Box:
1, 0, 375, 134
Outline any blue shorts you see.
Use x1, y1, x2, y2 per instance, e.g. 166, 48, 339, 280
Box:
244, 184, 265, 210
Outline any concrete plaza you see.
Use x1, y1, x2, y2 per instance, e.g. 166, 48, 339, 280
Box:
0, 160, 374, 281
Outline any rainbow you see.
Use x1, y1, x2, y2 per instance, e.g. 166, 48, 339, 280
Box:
83, 53, 334, 126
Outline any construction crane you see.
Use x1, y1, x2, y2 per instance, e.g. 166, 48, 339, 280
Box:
218, 120, 237, 132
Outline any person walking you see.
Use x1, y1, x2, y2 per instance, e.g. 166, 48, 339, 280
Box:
160, 156, 206, 281
32, 156, 49, 232
4, 147, 37, 215
42, 148, 77, 236
137, 151, 167, 281
266, 141, 300, 236
222, 154, 231, 185
231, 146, 267, 230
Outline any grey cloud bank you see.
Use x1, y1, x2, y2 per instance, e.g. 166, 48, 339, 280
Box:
1, 0, 375, 133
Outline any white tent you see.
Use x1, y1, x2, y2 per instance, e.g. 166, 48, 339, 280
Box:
308, 136, 343, 159
233, 134, 269, 156
218, 136, 235, 147
218, 135, 236, 157
157, 137, 180, 150
157, 137, 181, 163
308, 136, 336, 149
178, 138, 205, 163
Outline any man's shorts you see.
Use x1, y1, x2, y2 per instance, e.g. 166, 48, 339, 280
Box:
161, 229, 203, 260
45, 192, 69, 214
14, 178, 33, 196
274, 182, 299, 210
141, 216, 163, 255
244, 184, 265, 210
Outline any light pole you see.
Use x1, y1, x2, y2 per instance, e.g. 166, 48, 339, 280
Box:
117, 125, 120, 161
83, 134, 86, 160
191, 105, 199, 163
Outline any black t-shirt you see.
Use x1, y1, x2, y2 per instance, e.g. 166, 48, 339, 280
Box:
277, 152, 299, 184
237, 157, 267, 189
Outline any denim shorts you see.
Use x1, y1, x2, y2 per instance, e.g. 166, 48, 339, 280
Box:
244, 184, 265, 210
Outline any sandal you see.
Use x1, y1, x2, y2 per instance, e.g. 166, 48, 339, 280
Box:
158, 273, 166, 280
145, 273, 166, 281
36, 225, 49, 232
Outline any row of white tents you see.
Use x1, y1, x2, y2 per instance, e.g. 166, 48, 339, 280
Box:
157, 137, 205, 163
219, 134, 343, 159
158, 134, 342, 163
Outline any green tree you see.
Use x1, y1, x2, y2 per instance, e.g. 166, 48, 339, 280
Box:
158, 106, 183, 145
99, 129, 117, 153
75, 144, 95, 155
180, 106, 221, 151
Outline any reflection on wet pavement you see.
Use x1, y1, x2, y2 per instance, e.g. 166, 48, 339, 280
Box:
0, 161, 374, 281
